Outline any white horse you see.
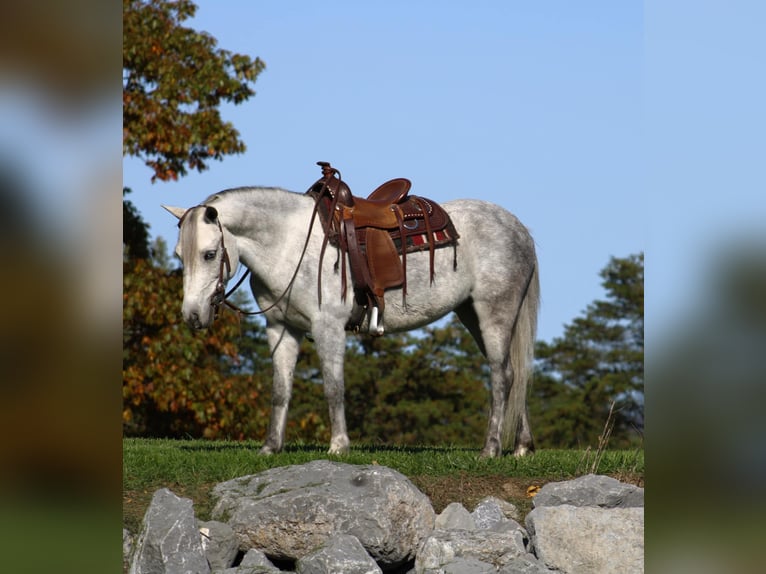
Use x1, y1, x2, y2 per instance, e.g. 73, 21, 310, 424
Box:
164, 186, 539, 457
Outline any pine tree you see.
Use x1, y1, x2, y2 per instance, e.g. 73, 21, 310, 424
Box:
531, 253, 644, 448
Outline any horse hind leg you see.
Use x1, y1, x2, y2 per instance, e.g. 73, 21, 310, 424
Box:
457, 294, 536, 458
456, 300, 509, 457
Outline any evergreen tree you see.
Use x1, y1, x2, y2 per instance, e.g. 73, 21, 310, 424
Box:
531, 253, 644, 448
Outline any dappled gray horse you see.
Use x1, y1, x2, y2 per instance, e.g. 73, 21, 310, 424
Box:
165, 184, 539, 457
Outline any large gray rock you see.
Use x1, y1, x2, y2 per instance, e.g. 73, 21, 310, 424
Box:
413, 528, 528, 573
129, 488, 211, 574
211, 460, 435, 568
533, 473, 644, 509
526, 505, 644, 574
295, 534, 382, 574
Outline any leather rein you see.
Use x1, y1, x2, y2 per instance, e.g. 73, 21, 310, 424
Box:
184, 180, 333, 321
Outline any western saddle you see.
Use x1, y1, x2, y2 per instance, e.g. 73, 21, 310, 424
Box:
307, 162, 459, 335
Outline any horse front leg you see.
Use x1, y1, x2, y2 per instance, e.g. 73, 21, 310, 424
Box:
260, 323, 302, 455
312, 321, 350, 455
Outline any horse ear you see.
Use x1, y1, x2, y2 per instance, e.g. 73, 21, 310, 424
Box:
204, 205, 218, 223
162, 205, 187, 220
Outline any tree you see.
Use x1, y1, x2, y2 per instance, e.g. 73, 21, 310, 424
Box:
286, 316, 490, 447
123, 0, 269, 438
530, 253, 644, 448
123, 0, 265, 182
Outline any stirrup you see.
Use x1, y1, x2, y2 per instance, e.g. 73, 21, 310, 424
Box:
368, 306, 385, 336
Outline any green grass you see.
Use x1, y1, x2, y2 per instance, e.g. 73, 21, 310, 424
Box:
124, 437, 643, 532
123, 438, 643, 490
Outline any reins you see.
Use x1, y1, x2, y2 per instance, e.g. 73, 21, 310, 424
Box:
193, 181, 333, 320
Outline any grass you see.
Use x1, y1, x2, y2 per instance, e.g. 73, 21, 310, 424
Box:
123, 438, 643, 533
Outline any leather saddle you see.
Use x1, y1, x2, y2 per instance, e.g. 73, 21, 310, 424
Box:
307, 162, 459, 335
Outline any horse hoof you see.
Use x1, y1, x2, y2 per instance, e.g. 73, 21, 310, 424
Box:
327, 437, 350, 455
259, 445, 277, 455
513, 446, 531, 458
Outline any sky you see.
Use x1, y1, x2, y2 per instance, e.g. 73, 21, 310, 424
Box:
123, 0, 644, 344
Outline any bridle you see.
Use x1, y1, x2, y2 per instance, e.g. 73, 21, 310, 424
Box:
210, 218, 232, 313
178, 192, 327, 321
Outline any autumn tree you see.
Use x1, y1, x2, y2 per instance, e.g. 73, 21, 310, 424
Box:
530, 253, 644, 448
123, 0, 268, 438
123, 0, 264, 182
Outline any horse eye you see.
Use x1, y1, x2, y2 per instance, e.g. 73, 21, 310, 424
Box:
204, 250, 217, 261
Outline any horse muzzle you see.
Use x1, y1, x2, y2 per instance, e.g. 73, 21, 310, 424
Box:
183, 303, 215, 330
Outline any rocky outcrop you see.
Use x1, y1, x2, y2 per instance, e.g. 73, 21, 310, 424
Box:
125, 465, 644, 574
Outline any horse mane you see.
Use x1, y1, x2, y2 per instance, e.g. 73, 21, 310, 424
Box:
202, 186, 301, 206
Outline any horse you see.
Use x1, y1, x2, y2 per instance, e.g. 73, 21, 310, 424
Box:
163, 185, 539, 457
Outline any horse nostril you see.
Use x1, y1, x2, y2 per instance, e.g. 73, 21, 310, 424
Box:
188, 311, 203, 329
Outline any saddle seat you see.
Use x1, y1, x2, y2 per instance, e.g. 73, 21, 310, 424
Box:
367, 177, 411, 204
308, 162, 459, 334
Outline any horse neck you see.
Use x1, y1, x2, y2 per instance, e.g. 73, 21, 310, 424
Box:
211, 188, 315, 271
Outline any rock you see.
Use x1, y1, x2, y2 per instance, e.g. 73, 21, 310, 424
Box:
413, 528, 527, 573
295, 534, 382, 574
497, 553, 554, 573
526, 505, 644, 574
533, 473, 644, 509
436, 556, 497, 573
123, 528, 134, 572
479, 495, 522, 523
239, 548, 280, 570
211, 460, 435, 568
129, 488, 211, 574
471, 497, 511, 530
434, 502, 475, 531
130, 470, 643, 574
199, 520, 239, 570
213, 548, 282, 573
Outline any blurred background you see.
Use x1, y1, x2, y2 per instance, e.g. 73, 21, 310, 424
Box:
0, 1, 121, 571
0, 0, 763, 572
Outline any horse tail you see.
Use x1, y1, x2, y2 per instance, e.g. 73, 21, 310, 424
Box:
502, 260, 540, 451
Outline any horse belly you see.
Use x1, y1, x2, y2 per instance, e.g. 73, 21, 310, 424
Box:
377, 250, 472, 333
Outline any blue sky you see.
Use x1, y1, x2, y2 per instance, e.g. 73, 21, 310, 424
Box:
123, 0, 644, 344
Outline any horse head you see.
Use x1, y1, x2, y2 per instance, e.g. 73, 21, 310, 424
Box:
163, 204, 240, 329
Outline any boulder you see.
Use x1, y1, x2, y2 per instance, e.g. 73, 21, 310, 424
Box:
533, 473, 644, 509
526, 505, 644, 574
211, 460, 435, 568
129, 488, 211, 574
295, 534, 382, 574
